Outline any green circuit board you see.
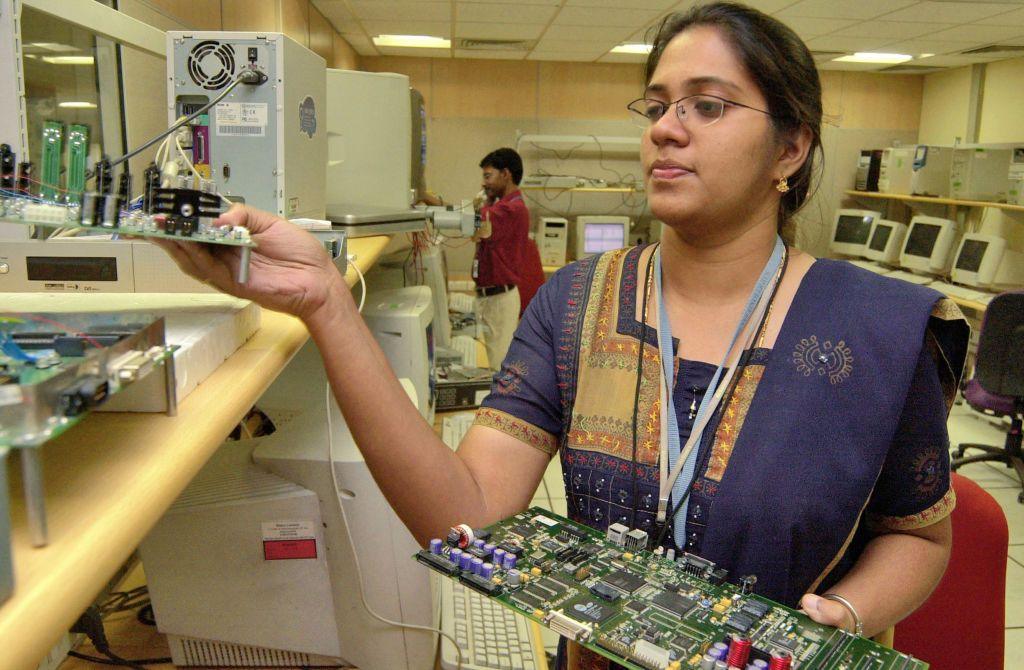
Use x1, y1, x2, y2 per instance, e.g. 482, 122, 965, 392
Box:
416, 507, 927, 670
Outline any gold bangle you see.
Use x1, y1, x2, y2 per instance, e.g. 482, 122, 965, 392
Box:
823, 593, 864, 636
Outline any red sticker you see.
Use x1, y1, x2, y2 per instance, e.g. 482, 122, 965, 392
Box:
263, 538, 317, 560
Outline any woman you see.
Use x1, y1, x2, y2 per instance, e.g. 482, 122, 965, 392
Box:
156, 2, 967, 665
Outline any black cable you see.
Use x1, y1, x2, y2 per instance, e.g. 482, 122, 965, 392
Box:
629, 246, 657, 529
136, 603, 157, 627
99, 70, 264, 173
67, 650, 172, 667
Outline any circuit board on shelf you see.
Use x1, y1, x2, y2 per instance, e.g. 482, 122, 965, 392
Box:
0, 313, 176, 447
416, 507, 927, 670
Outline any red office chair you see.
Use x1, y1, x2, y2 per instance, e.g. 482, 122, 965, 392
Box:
893, 473, 1008, 670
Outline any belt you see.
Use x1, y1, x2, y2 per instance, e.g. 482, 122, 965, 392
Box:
476, 283, 515, 297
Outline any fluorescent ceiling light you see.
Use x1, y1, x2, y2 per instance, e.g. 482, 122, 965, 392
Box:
611, 43, 652, 54
919, 53, 935, 59
832, 52, 912, 64
41, 55, 95, 65
58, 101, 97, 109
26, 42, 79, 53
372, 34, 450, 48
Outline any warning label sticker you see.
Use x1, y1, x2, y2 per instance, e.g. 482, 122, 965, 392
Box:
216, 102, 267, 137
262, 520, 317, 560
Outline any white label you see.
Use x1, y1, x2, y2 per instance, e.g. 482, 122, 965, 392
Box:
216, 102, 267, 137
0, 385, 23, 407
262, 520, 315, 541
532, 514, 558, 527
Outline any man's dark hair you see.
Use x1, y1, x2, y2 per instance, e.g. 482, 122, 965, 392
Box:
480, 148, 524, 185
645, 2, 823, 241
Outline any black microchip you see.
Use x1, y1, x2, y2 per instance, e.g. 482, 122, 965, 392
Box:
589, 582, 621, 602
541, 539, 561, 552
498, 542, 523, 556
565, 596, 616, 624
467, 546, 491, 560
475, 529, 491, 541
742, 600, 770, 618
580, 544, 601, 556
539, 578, 566, 596
602, 569, 646, 594
725, 613, 754, 633
771, 633, 798, 650
512, 591, 545, 610
625, 600, 647, 613
526, 583, 556, 600
651, 591, 696, 618
513, 524, 534, 537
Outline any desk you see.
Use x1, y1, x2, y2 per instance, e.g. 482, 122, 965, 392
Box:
1, 236, 390, 670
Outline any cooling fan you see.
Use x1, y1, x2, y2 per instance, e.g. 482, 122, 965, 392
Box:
187, 40, 236, 90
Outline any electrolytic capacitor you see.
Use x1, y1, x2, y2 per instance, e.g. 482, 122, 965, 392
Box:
429, 539, 443, 555
473, 539, 485, 549
502, 552, 517, 570
492, 548, 506, 566
506, 569, 521, 586
483, 543, 496, 556
459, 552, 473, 571
481, 562, 494, 579
700, 653, 717, 670
713, 661, 727, 670
712, 642, 729, 659
471, 558, 484, 575
449, 548, 462, 565
750, 660, 768, 669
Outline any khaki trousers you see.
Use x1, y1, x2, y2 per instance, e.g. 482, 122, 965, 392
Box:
477, 287, 520, 371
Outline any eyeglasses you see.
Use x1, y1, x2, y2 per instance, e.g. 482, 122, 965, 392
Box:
626, 94, 772, 129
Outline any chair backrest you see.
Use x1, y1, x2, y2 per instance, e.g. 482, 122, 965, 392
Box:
893, 473, 1008, 670
976, 291, 1024, 399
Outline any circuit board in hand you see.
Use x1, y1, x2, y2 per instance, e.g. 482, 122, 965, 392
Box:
416, 507, 927, 670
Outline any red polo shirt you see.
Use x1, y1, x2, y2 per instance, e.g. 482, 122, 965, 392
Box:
475, 190, 529, 288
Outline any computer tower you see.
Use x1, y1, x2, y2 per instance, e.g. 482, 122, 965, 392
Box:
950, 146, 1013, 202
910, 145, 953, 197
878, 147, 915, 194
167, 32, 326, 218
855, 149, 882, 191
539, 217, 568, 266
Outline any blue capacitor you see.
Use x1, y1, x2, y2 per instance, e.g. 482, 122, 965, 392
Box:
750, 661, 768, 670
493, 548, 506, 566
502, 552, 517, 570
481, 562, 494, 579
473, 539, 485, 549
430, 539, 443, 555
471, 557, 484, 575
450, 548, 462, 564
459, 552, 473, 571
483, 543, 496, 555
712, 642, 729, 659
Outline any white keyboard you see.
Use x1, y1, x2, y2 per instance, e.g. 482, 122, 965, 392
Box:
442, 411, 476, 449
450, 292, 477, 314
439, 579, 540, 670
929, 281, 989, 303
884, 270, 935, 286
847, 260, 890, 274
451, 334, 480, 367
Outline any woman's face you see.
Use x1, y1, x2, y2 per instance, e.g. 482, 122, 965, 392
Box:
641, 26, 781, 240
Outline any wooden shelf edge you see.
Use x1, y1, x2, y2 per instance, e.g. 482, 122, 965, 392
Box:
844, 190, 1024, 213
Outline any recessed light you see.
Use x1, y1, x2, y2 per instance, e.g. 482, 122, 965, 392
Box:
919, 53, 935, 59
41, 55, 95, 65
611, 43, 652, 55
58, 101, 97, 109
372, 35, 450, 49
832, 52, 912, 64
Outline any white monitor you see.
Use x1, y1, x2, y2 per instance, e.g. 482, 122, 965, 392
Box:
409, 245, 451, 348
863, 219, 908, 264
950, 233, 1024, 289
576, 215, 630, 259
362, 286, 436, 422
829, 209, 881, 258
899, 215, 958, 275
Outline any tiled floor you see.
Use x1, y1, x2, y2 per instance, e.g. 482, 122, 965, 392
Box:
947, 403, 1023, 670
59, 404, 1022, 669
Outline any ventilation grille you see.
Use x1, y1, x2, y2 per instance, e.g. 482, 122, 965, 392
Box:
456, 38, 534, 51
187, 40, 236, 90
169, 635, 343, 667
960, 44, 1024, 56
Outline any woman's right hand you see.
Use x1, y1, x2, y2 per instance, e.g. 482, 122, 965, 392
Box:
152, 204, 349, 322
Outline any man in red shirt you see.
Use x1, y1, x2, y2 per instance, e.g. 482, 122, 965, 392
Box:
474, 148, 529, 370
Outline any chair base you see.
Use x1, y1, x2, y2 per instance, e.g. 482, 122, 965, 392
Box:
952, 444, 1024, 504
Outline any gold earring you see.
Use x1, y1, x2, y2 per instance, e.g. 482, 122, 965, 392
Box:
776, 175, 790, 193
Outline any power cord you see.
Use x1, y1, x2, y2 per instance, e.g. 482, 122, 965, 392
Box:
322, 295, 463, 670
69, 606, 171, 668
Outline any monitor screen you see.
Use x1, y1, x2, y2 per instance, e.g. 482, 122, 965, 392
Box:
583, 223, 626, 254
904, 223, 941, 258
868, 225, 892, 252
956, 239, 989, 273
834, 214, 874, 244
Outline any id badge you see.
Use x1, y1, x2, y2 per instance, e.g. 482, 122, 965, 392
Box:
471, 257, 479, 279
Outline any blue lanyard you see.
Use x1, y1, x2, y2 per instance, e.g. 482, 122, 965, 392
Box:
655, 236, 785, 548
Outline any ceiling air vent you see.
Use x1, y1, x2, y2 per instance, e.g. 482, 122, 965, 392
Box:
960, 44, 1024, 56
456, 38, 534, 51
879, 64, 945, 74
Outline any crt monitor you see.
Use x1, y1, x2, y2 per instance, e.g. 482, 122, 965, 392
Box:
829, 209, 881, 258
951, 233, 1024, 289
863, 219, 907, 265
576, 215, 630, 259
408, 244, 451, 349
899, 215, 957, 275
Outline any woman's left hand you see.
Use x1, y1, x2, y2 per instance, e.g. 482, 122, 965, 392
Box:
800, 593, 855, 632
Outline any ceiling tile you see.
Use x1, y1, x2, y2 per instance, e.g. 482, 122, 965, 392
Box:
974, 7, 1024, 25
912, 53, 993, 66
527, 52, 598, 61
804, 35, 893, 52
348, 1, 450, 22
879, 39, 982, 55
597, 51, 650, 63
928, 24, 1024, 41
455, 3, 558, 23
778, 16, 859, 37
351, 43, 378, 56
451, 49, 528, 59
531, 39, 613, 54
312, 0, 356, 25
542, 24, 635, 41
454, 23, 547, 40
833, 21, 956, 39
567, 0, 677, 8
778, 0, 917, 20
362, 21, 451, 39
879, 2, 1018, 24
553, 6, 662, 27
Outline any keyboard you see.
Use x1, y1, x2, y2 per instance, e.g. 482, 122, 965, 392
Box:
847, 259, 890, 274
438, 578, 541, 670
441, 411, 476, 449
450, 292, 477, 314
450, 334, 480, 367
929, 281, 989, 303
884, 270, 935, 286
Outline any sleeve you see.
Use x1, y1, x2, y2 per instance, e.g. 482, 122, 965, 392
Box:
481, 199, 520, 246
865, 331, 957, 532
473, 267, 567, 457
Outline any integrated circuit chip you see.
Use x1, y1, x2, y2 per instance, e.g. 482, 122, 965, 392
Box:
565, 596, 617, 624
512, 590, 545, 611
601, 569, 646, 594
589, 582, 621, 602
651, 591, 696, 618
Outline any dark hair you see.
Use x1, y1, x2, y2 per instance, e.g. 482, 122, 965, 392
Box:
480, 147, 524, 185
644, 2, 822, 239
